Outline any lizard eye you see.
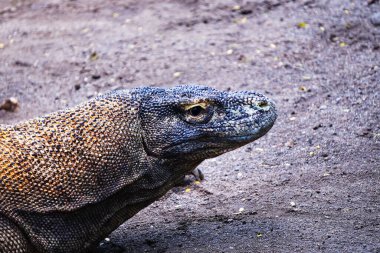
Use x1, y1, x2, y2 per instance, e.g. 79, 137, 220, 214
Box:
189, 106, 204, 117
182, 103, 213, 124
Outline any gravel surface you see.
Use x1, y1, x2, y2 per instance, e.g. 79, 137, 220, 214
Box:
1, 0, 379, 252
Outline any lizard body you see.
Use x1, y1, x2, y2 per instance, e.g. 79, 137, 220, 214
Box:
0, 85, 276, 253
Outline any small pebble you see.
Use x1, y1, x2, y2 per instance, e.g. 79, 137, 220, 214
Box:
302, 75, 312, 81
74, 84, 81, 91
285, 140, 295, 148
173, 72, 182, 78
370, 12, 380, 26
297, 22, 309, 28
235, 17, 248, 24
270, 43, 277, 49
0, 97, 19, 112
339, 42, 347, 47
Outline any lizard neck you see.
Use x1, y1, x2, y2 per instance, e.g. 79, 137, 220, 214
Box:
14, 155, 202, 253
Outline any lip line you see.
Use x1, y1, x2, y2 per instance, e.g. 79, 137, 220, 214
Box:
163, 132, 259, 152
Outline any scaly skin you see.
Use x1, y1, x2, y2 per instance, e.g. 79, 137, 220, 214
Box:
0, 85, 277, 253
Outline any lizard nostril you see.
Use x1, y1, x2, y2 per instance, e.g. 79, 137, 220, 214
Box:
256, 101, 270, 111
257, 101, 268, 107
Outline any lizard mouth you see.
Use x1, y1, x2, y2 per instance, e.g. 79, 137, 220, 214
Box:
205, 116, 276, 145
218, 124, 274, 143
154, 112, 276, 159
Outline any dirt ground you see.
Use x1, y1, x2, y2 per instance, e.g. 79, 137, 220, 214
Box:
0, 0, 379, 252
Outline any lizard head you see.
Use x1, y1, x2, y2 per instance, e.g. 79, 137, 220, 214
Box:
137, 85, 277, 161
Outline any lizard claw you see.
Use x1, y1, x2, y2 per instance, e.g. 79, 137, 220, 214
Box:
94, 239, 124, 253
191, 168, 204, 181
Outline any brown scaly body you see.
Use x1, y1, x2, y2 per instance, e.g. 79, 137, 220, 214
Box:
0, 85, 276, 253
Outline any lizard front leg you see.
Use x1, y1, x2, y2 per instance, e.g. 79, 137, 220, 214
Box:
0, 215, 34, 253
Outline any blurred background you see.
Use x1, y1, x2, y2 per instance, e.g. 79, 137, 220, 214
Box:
0, 0, 379, 252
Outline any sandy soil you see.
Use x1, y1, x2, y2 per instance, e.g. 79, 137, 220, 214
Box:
0, 0, 379, 252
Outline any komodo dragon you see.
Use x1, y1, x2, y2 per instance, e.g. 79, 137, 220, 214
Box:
0, 85, 277, 253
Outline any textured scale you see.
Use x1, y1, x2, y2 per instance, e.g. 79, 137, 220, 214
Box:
1, 91, 141, 212
0, 85, 277, 253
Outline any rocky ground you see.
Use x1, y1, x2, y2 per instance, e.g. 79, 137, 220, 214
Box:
0, 0, 379, 252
